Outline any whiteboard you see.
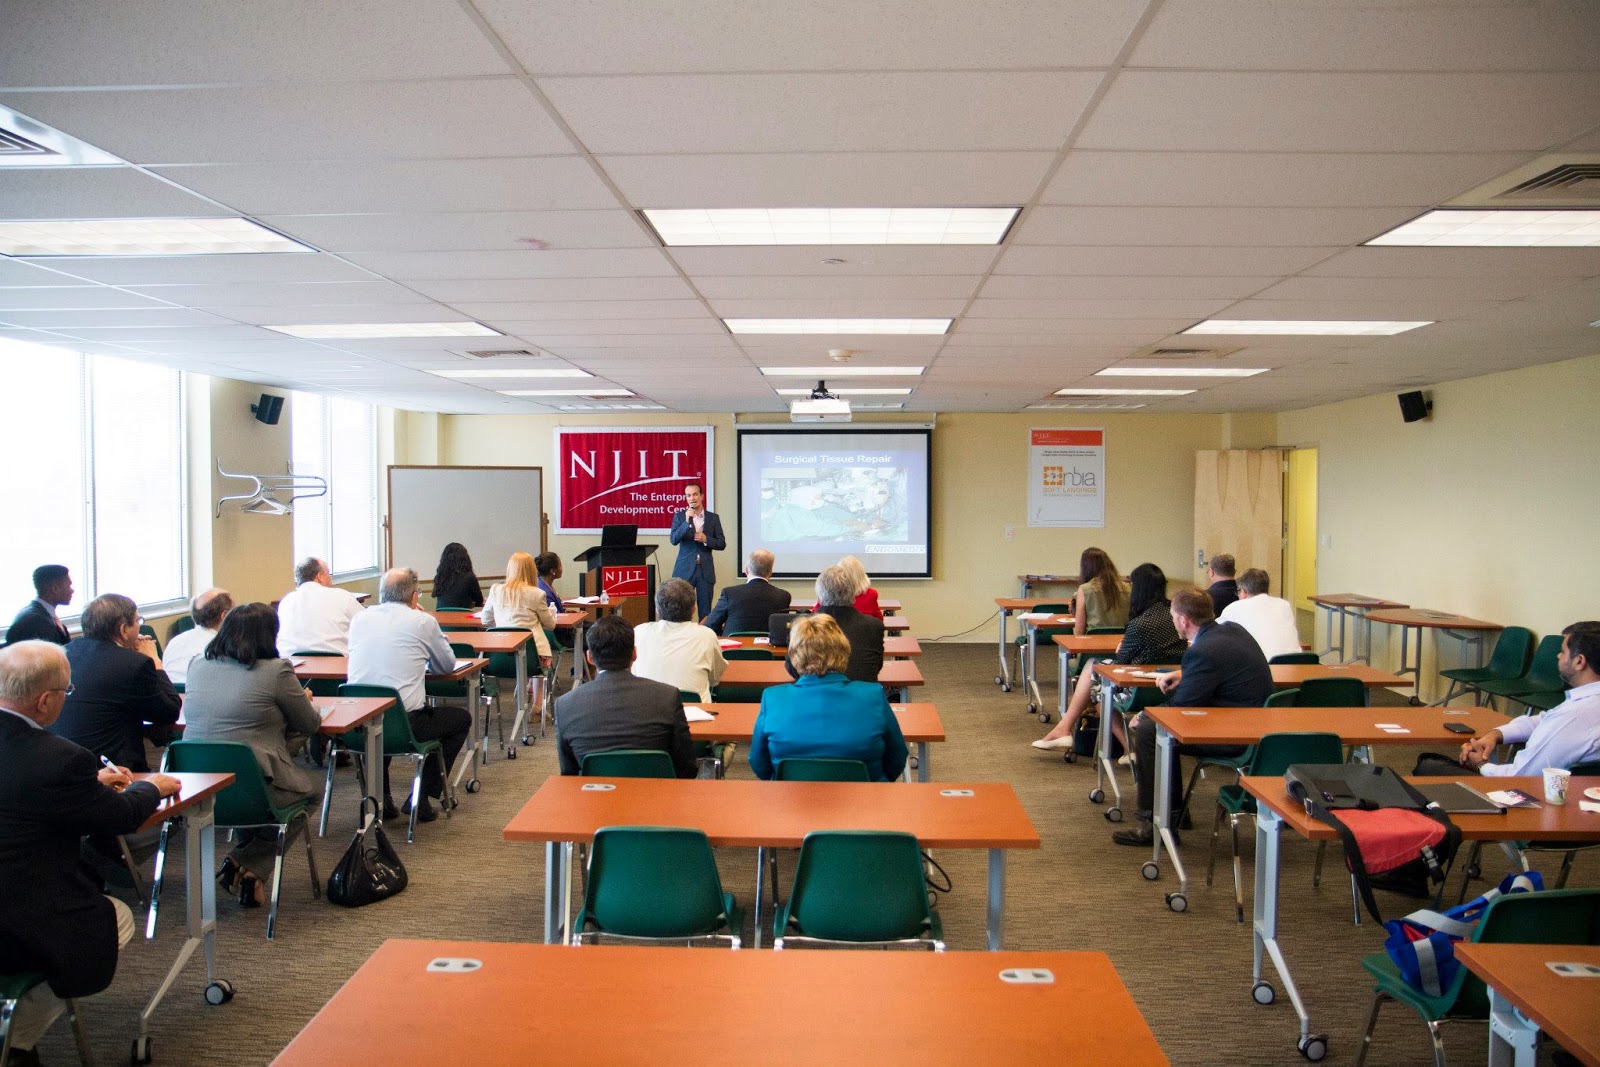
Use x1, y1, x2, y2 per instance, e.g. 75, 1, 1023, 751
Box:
387, 466, 544, 581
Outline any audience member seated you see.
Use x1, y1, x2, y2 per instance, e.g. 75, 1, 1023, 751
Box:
347, 568, 471, 823
276, 557, 364, 656
554, 614, 697, 778
839, 554, 882, 620
811, 563, 884, 684
749, 614, 908, 782
431, 541, 484, 610
535, 551, 575, 651
1112, 588, 1272, 847
0, 640, 179, 1067
1205, 553, 1240, 615
1217, 567, 1301, 660
479, 552, 554, 669
1414, 620, 1600, 778
1033, 562, 1189, 751
703, 547, 792, 635
1072, 546, 1129, 636
634, 578, 727, 702
51, 594, 181, 771
181, 603, 321, 907
160, 588, 233, 685
5, 564, 74, 647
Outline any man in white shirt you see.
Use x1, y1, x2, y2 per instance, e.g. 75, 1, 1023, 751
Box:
276, 557, 363, 656
1217, 568, 1302, 661
160, 588, 233, 685
347, 568, 470, 822
633, 578, 727, 702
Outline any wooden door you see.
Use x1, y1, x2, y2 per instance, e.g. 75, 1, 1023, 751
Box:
1194, 450, 1284, 592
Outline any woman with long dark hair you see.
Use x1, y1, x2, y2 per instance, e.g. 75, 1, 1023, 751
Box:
431, 542, 483, 609
1072, 546, 1128, 636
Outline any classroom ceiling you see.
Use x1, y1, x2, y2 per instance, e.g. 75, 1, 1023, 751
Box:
1, 1, 1598, 416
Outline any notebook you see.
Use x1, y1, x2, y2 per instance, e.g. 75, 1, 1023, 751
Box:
1417, 780, 1506, 815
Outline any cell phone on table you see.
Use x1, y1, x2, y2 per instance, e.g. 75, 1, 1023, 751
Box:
1443, 722, 1475, 735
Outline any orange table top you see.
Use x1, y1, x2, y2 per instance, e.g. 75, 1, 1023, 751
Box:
720, 633, 921, 657
562, 597, 632, 615
884, 616, 910, 632
789, 598, 902, 614
1454, 943, 1600, 1067
434, 610, 587, 629
687, 702, 945, 743
1054, 634, 1125, 654
1363, 608, 1503, 631
439, 629, 533, 653
134, 771, 235, 833
290, 655, 486, 682
504, 776, 1040, 850
1145, 704, 1509, 746
1241, 775, 1600, 844
721, 658, 923, 689
997, 596, 1073, 611
271, 939, 1167, 1066
310, 695, 393, 734
1091, 662, 1409, 689
1308, 593, 1410, 610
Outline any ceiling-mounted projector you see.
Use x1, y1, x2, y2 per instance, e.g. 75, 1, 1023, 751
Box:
789, 379, 852, 422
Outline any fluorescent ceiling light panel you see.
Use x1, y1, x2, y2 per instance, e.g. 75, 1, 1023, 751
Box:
1096, 367, 1268, 378
264, 322, 500, 339
1028, 402, 1147, 410
1053, 387, 1194, 397
759, 366, 925, 377
500, 388, 634, 397
776, 387, 913, 396
1183, 320, 1430, 336
1366, 209, 1600, 247
644, 207, 1019, 246
556, 402, 667, 411
428, 368, 591, 380
852, 402, 907, 410
726, 319, 951, 335
0, 217, 313, 257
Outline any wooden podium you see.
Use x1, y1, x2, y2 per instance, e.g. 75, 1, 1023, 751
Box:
575, 525, 657, 626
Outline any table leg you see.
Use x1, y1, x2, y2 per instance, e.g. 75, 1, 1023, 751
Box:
1091, 681, 1123, 815
1252, 807, 1324, 1058
752, 849, 766, 950
452, 674, 483, 792
1335, 606, 1348, 662
505, 648, 530, 755
1149, 727, 1188, 911
1058, 644, 1071, 724
364, 716, 385, 823
138, 798, 222, 1053
1395, 623, 1422, 703
1026, 624, 1045, 713
571, 618, 588, 689
1486, 987, 1539, 1067
559, 841, 574, 945
917, 741, 930, 783
543, 841, 560, 944
1358, 609, 1375, 665
996, 610, 1012, 691
986, 848, 1005, 951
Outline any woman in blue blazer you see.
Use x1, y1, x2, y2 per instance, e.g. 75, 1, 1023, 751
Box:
749, 614, 908, 782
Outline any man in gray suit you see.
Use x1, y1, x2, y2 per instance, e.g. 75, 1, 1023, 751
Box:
554, 614, 697, 778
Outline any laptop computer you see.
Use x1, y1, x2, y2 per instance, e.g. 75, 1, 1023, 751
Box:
599, 524, 637, 548
1416, 780, 1506, 815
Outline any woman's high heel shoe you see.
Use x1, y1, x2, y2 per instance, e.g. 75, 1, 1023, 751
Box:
216, 856, 242, 894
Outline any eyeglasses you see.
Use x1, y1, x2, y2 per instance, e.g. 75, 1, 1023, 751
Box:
52, 684, 75, 696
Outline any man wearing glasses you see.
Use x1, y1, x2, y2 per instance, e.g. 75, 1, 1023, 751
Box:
50, 594, 181, 772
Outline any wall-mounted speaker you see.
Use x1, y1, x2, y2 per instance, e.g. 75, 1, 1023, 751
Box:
251, 393, 285, 425
1397, 390, 1432, 423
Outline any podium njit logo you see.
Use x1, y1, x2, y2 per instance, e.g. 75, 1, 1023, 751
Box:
601, 566, 649, 597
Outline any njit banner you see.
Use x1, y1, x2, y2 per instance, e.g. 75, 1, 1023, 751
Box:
555, 426, 714, 534
600, 565, 649, 598
1028, 428, 1106, 528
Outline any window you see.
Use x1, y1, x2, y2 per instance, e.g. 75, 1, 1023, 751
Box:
291, 392, 379, 579
0, 339, 186, 618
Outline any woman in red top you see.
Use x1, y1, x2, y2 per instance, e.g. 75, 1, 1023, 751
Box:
839, 555, 882, 619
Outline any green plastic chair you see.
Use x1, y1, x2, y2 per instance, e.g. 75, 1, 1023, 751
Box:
724, 647, 774, 660
324, 684, 453, 844
0, 970, 92, 1066
1475, 634, 1564, 710
480, 626, 542, 755
775, 831, 943, 950
1294, 676, 1369, 707
713, 646, 772, 704
1354, 889, 1600, 1067
1514, 689, 1565, 713
572, 826, 743, 947
433, 604, 474, 612
166, 614, 195, 643
765, 758, 875, 906
727, 630, 769, 637
1265, 688, 1299, 707
1439, 626, 1533, 706
289, 649, 344, 698
1270, 652, 1321, 665
1011, 601, 1074, 682
675, 690, 728, 777
1205, 732, 1345, 923
579, 749, 677, 778
154, 740, 321, 940
138, 622, 162, 657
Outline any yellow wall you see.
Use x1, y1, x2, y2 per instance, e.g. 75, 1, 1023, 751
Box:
423, 410, 1230, 640
1283, 448, 1318, 613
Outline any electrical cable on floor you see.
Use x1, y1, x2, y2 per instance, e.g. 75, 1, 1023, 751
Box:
919, 607, 1001, 643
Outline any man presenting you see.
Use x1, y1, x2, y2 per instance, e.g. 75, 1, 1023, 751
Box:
669, 482, 725, 621
1112, 588, 1273, 847
5, 565, 73, 647
1218, 568, 1302, 661
703, 548, 791, 636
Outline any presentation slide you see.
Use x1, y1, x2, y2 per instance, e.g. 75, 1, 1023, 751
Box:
737, 428, 931, 579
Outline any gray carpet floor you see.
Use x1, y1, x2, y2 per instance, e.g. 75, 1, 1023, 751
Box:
36, 643, 1594, 1066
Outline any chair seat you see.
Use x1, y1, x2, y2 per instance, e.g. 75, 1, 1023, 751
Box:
1360, 951, 1462, 1022
1517, 690, 1566, 711
0, 970, 46, 1001
1215, 783, 1256, 817
1438, 665, 1497, 684
577, 892, 743, 941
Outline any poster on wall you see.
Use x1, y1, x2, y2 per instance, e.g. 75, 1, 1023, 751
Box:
1027, 428, 1105, 528
554, 426, 714, 534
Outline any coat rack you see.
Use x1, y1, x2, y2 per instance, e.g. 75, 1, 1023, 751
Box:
214, 459, 328, 517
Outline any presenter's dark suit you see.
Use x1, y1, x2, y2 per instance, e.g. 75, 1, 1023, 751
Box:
5, 600, 70, 646
815, 604, 885, 685
555, 669, 698, 779
1132, 620, 1272, 820
51, 637, 182, 772
703, 578, 791, 636
0, 713, 162, 998
669, 508, 726, 619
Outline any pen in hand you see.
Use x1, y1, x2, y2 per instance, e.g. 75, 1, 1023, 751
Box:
98, 755, 131, 792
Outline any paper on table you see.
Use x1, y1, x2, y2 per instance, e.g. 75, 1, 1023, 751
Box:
452, 659, 475, 672
1380, 727, 1412, 734
683, 707, 715, 722
1579, 800, 1600, 815
1017, 612, 1055, 621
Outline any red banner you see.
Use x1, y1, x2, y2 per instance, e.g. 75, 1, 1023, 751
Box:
555, 426, 714, 534
600, 565, 649, 598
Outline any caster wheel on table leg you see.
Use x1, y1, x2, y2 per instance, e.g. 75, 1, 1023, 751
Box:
521, 735, 533, 746
464, 779, 481, 794
1251, 981, 1276, 1006
1166, 892, 1187, 913
1104, 807, 1123, 823
204, 979, 234, 1005
506, 746, 518, 760
999, 682, 1011, 693
131, 1036, 153, 1065
1088, 788, 1104, 804
994, 675, 1003, 687
1062, 751, 1075, 764
1141, 861, 1160, 881
908, 755, 920, 771
1408, 696, 1422, 706
1038, 711, 1051, 724
1299, 1035, 1328, 1061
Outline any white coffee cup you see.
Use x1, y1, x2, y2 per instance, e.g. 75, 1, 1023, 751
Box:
1542, 767, 1571, 806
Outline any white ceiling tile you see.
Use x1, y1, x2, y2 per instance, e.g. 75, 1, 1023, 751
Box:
1129, 0, 1600, 72
124, 281, 432, 308
0, 308, 233, 329
0, 260, 98, 286
968, 297, 1230, 320
1016, 206, 1415, 247
1302, 247, 1600, 280
667, 245, 999, 277
42, 326, 297, 344
1078, 71, 1600, 153
150, 157, 617, 215
481, 0, 1147, 73
0, 0, 510, 86
203, 303, 462, 327
452, 300, 713, 321
600, 152, 1055, 209
0, 287, 174, 311
994, 245, 1341, 277
406, 277, 695, 303
979, 275, 1277, 301
21, 254, 378, 286
1249, 275, 1554, 304
257, 211, 653, 254
692, 275, 982, 300
1218, 298, 1501, 321
343, 249, 677, 280
541, 73, 1098, 153
0, 168, 227, 220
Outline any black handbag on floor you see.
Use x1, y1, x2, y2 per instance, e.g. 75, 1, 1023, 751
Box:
327, 797, 408, 907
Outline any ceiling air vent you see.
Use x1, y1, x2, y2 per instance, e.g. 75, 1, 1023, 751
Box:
0, 127, 55, 157
1131, 343, 1243, 361
1448, 155, 1600, 209
456, 348, 542, 360
1496, 164, 1600, 203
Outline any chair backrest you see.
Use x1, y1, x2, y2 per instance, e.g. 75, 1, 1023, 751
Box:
166, 615, 195, 642
1249, 732, 1345, 777
782, 830, 933, 943
1568, 759, 1600, 776
1524, 634, 1566, 692
164, 739, 280, 826
1485, 626, 1535, 678
582, 826, 730, 938
1265, 688, 1299, 707
1453, 889, 1600, 1016
336, 684, 423, 753
1270, 652, 1321, 665
433, 604, 473, 612
728, 630, 769, 637
677, 689, 701, 704
1293, 676, 1368, 707
723, 648, 773, 660
580, 749, 677, 778
1086, 626, 1123, 635
1019, 603, 1076, 641
775, 757, 871, 782
139, 622, 162, 656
